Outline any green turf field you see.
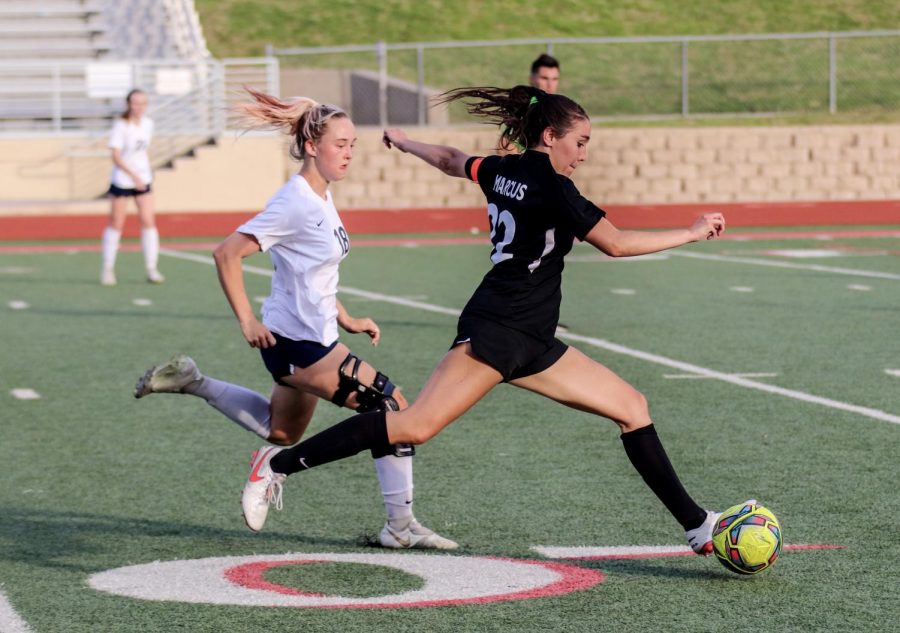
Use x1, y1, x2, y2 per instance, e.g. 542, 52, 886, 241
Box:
1, 230, 898, 632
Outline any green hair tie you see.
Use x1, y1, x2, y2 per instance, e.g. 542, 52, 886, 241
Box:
528, 96, 539, 107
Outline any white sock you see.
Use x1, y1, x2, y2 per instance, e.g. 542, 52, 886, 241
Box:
141, 227, 160, 272
101, 227, 121, 272
374, 454, 414, 528
183, 376, 271, 439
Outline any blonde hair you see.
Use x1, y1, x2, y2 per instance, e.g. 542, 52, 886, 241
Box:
235, 86, 348, 161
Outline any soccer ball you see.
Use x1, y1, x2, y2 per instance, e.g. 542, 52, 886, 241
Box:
712, 502, 783, 575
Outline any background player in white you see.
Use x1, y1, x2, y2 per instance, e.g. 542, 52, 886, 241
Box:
240, 85, 752, 558
101, 89, 164, 286
134, 87, 456, 550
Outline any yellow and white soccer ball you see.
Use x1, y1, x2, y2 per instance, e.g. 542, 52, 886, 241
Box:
712, 502, 783, 575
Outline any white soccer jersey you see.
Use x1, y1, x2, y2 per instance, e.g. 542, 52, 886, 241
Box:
109, 116, 154, 188
237, 175, 350, 345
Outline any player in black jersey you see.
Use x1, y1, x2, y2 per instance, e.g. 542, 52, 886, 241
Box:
241, 85, 745, 557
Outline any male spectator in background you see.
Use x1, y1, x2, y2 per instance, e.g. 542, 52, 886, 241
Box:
529, 53, 560, 94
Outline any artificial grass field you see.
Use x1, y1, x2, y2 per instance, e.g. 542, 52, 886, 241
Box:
1, 229, 898, 632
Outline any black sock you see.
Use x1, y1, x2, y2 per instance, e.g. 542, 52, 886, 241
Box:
269, 410, 392, 476
621, 424, 707, 530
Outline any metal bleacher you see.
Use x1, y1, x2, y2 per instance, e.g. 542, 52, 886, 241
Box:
0, 0, 280, 199
0, 1, 111, 60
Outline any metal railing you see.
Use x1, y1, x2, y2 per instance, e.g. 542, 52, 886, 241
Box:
0, 57, 279, 197
268, 30, 900, 125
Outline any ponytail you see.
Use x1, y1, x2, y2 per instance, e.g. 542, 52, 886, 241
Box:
235, 86, 348, 161
438, 85, 587, 151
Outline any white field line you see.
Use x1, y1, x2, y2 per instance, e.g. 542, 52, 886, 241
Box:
10, 389, 40, 400
160, 248, 900, 426
0, 589, 33, 633
669, 251, 900, 281
663, 372, 778, 379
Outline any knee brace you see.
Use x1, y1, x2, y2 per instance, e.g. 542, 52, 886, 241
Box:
331, 353, 398, 413
331, 353, 414, 459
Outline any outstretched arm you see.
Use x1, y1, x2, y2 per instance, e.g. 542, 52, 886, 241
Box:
383, 128, 471, 178
585, 213, 726, 257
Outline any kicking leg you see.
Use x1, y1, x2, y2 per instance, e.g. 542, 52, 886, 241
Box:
510, 346, 713, 553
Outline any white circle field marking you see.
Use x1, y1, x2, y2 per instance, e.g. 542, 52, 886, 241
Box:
88, 552, 603, 609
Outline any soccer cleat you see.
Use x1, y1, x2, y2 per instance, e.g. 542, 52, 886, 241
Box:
100, 269, 117, 286
241, 446, 286, 532
133, 354, 202, 399
146, 269, 165, 284
379, 518, 459, 550
685, 510, 720, 556
687, 499, 757, 556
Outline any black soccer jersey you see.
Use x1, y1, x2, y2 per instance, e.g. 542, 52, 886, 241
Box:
462, 150, 605, 341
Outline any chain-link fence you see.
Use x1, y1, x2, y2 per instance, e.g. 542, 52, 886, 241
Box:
269, 30, 900, 125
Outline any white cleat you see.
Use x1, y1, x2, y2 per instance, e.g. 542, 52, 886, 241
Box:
100, 269, 117, 286
379, 518, 459, 550
146, 269, 165, 284
685, 510, 720, 556
686, 498, 757, 556
133, 354, 201, 399
242, 446, 286, 532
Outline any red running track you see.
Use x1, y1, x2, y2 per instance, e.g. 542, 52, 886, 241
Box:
1, 200, 899, 241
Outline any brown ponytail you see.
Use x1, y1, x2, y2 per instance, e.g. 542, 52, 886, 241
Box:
437, 85, 587, 151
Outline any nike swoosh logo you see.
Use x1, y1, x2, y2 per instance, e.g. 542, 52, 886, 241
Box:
316, 218, 325, 227
248, 447, 274, 482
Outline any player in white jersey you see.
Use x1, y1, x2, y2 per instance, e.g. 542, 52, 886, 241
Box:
134, 87, 456, 550
101, 89, 164, 286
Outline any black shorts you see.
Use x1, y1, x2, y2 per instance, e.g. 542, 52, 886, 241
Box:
453, 316, 568, 382
260, 332, 338, 386
108, 183, 152, 197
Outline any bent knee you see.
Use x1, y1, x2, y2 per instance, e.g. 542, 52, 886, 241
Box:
389, 412, 443, 445
397, 424, 437, 446
615, 389, 651, 433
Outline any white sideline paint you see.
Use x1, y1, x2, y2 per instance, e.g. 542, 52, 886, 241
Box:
7, 301, 29, 310
847, 284, 872, 291
670, 251, 900, 281
533, 545, 693, 559
764, 249, 844, 258
0, 589, 33, 633
885, 369, 900, 378
132, 298, 153, 307
160, 249, 900, 426
10, 389, 40, 400
664, 372, 778, 380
